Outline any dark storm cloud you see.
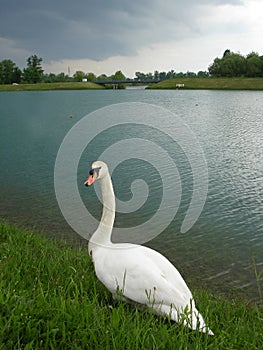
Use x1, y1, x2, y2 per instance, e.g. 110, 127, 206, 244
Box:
0, 0, 244, 65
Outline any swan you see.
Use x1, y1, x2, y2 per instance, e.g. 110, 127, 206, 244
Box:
84, 161, 213, 335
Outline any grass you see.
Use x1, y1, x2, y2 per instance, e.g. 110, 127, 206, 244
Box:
1, 78, 263, 92
0, 82, 104, 92
148, 77, 263, 90
0, 222, 262, 349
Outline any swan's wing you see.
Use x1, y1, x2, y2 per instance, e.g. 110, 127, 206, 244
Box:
92, 245, 192, 309
139, 246, 192, 295
124, 247, 192, 307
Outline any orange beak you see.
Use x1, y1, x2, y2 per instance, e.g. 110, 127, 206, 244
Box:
84, 169, 98, 186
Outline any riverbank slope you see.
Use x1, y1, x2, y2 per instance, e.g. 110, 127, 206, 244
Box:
148, 77, 263, 90
0, 222, 262, 349
1, 78, 263, 91
0, 81, 104, 92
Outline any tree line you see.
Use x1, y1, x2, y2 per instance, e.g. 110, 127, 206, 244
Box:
0, 50, 262, 85
0, 55, 44, 85
208, 50, 263, 77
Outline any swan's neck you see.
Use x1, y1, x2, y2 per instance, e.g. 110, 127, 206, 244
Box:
90, 173, 115, 249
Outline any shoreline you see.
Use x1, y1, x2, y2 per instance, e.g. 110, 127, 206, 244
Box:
0, 78, 263, 92
0, 81, 104, 92
147, 77, 263, 90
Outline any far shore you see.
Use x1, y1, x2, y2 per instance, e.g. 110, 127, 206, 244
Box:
0, 77, 263, 91
148, 77, 263, 90
0, 81, 104, 92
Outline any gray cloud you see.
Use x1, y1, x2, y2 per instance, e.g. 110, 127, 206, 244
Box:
0, 0, 245, 67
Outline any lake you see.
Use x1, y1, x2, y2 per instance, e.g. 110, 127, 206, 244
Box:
0, 89, 262, 301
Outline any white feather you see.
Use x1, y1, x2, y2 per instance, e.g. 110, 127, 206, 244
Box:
85, 161, 213, 335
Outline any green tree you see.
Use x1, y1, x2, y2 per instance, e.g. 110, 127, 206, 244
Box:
246, 52, 262, 77
135, 72, 146, 81
144, 72, 151, 80
231, 53, 246, 76
185, 71, 197, 78
42, 73, 56, 83
159, 71, 167, 80
96, 74, 109, 81
209, 50, 246, 77
197, 71, 209, 78
23, 55, 43, 83
154, 70, 159, 79
86, 72, 96, 81
112, 70, 126, 81
166, 70, 177, 79
176, 72, 186, 78
73, 70, 86, 82
220, 58, 235, 77
0, 59, 22, 84
223, 49, 231, 58
208, 57, 221, 77
42, 72, 71, 83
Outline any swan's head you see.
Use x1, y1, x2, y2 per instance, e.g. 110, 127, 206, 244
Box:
84, 161, 108, 186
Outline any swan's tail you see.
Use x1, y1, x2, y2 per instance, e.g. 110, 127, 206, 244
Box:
157, 302, 214, 335
186, 309, 214, 336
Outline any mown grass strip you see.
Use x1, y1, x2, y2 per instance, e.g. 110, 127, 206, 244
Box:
148, 77, 263, 90
1, 78, 263, 91
0, 82, 104, 92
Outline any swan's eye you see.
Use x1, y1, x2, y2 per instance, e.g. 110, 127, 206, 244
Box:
89, 167, 101, 176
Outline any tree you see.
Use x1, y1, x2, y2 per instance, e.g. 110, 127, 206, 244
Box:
246, 52, 262, 77
208, 57, 221, 77
96, 74, 109, 81
42, 72, 71, 83
223, 49, 231, 58
209, 50, 246, 77
154, 70, 159, 79
185, 71, 197, 78
135, 72, 146, 81
73, 70, 86, 82
112, 70, 126, 81
166, 70, 177, 79
0, 59, 22, 84
231, 53, 246, 76
176, 72, 186, 78
220, 58, 235, 77
23, 55, 43, 83
159, 71, 167, 80
86, 72, 96, 82
145, 72, 153, 80
197, 71, 209, 78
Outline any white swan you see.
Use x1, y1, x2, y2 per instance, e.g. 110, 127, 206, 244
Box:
84, 161, 213, 335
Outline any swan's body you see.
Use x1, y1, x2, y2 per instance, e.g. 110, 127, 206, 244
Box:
84, 161, 213, 335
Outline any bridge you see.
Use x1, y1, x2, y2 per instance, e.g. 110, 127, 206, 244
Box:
94, 78, 165, 87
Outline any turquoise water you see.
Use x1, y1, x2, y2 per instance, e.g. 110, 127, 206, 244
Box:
0, 89, 262, 300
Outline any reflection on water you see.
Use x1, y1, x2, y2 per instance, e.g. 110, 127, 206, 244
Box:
0, 89, 262, 301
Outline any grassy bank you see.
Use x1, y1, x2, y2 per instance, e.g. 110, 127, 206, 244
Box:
0, 82, 104, 92
1, 78, 263, 92
0, 222, 262, 349
148, 77, 263, 90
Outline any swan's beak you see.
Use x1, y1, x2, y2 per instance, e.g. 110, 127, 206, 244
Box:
84, 173, 97, 186
84, 175, 94, 186
84, 168, 99, 186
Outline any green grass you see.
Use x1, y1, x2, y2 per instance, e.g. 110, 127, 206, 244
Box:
148, 77, 263, 90
1, 78, 263, 92
0, 82, 104, 92
0, 222, 262, 349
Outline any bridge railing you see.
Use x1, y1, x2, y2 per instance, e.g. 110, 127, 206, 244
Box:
94, 79, 166, 85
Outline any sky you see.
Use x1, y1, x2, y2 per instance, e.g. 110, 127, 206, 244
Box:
0, 0, 262, 78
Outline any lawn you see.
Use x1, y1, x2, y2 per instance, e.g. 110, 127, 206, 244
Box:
0, 222, 262, 349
